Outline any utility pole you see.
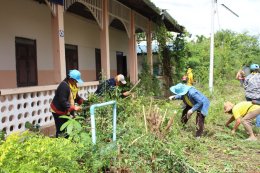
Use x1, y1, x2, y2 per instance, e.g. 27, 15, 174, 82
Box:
209, 0, 239, 93
209, 0, 216, 93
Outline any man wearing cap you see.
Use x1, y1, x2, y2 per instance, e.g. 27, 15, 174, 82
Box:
169, 83, 210, 137
95, 74, 130, 97
50, 69, 85, 137
224, 101, 260, 139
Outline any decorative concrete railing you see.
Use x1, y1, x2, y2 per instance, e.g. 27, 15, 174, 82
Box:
64, 0, 103, 29
0, 81, 99, 135
109, 0, 131, 38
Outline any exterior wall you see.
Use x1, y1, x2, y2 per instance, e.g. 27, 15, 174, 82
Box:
109, 27, 129, 76
64, 12, 100, 81
0, 0, 164, 136
0, 0, 54, 88
64, 12, 129, 80
0, 1, 130, 86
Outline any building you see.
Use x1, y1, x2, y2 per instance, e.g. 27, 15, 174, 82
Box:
0, 0, 183, 135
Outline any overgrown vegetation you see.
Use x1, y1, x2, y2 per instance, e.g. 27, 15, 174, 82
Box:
1, 29, 260, 172
0, 81, 259, 172
138, 61, 161, 96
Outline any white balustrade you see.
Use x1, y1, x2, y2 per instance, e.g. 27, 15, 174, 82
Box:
64, 0, 103, 29
109, 0, 131, 38
0, 81, 99, 135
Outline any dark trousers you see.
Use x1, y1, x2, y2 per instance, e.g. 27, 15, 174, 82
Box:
181, 105, 205, 137
52, 112, 68, 138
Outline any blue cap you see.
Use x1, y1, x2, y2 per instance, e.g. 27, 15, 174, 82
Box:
250, 64, 259, 70
68, 69, 84, 83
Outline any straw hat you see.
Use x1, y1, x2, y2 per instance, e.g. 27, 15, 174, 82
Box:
224, 101, 234, 113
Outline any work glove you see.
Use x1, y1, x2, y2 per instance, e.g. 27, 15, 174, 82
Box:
169, 95, 176, 100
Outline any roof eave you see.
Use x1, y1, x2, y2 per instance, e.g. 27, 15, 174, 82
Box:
142, 0, 184, 33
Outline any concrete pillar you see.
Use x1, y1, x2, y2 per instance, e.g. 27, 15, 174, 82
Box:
147, 20, 153, 74
128, 10, 138, 83
51, 4, 66, 83
100, 0, 110, 79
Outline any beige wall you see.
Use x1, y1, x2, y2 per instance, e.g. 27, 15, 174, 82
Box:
0, 0, 130, 88
0, 0, 54, 88
109, 28, 129, 75
64, 12, 129, 80
64, 13, 100, 72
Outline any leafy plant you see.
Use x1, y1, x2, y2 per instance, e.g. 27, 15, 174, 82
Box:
60, 115, 91, 145
0, 131, 83, 173
138, 60, 161, 96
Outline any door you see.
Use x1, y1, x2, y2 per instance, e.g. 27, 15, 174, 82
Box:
116, 51, 127, 77
95, 48, 101, 80
65, 44, 78, 74
15, 37, 38, 87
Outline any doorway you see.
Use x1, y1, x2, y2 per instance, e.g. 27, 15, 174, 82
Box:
116, 51, 127, 77
95, 48, 101, 80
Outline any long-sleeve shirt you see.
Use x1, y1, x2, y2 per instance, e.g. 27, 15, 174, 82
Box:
51, 80, 83, 115
95, 78, 116, 96
175, 87, 210, 116
244, 73, 260, 99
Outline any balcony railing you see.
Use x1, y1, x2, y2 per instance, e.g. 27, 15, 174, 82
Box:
0, 81, 99, 135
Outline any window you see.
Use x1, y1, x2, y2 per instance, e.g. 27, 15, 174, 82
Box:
15, 37, 38, 87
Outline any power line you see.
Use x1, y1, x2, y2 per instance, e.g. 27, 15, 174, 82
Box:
221, 4, 239, 17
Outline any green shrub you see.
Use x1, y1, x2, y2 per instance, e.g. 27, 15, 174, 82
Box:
0, 131, 83, 173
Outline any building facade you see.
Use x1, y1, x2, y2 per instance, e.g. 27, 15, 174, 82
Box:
0, 0, 182, 135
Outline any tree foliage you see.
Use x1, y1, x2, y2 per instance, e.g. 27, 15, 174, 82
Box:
186, 30, 260, 85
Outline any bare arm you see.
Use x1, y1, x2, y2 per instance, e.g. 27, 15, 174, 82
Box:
232, 118, 241, 133
226, 116, 235, 127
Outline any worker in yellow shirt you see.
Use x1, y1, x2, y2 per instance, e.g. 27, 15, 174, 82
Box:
224, 101, 260, 140
186, 68, 194, 86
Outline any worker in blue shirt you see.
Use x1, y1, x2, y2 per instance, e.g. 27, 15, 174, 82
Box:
169, 83, 210, 137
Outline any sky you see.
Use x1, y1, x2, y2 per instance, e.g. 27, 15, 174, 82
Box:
151, 0, 260, 38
